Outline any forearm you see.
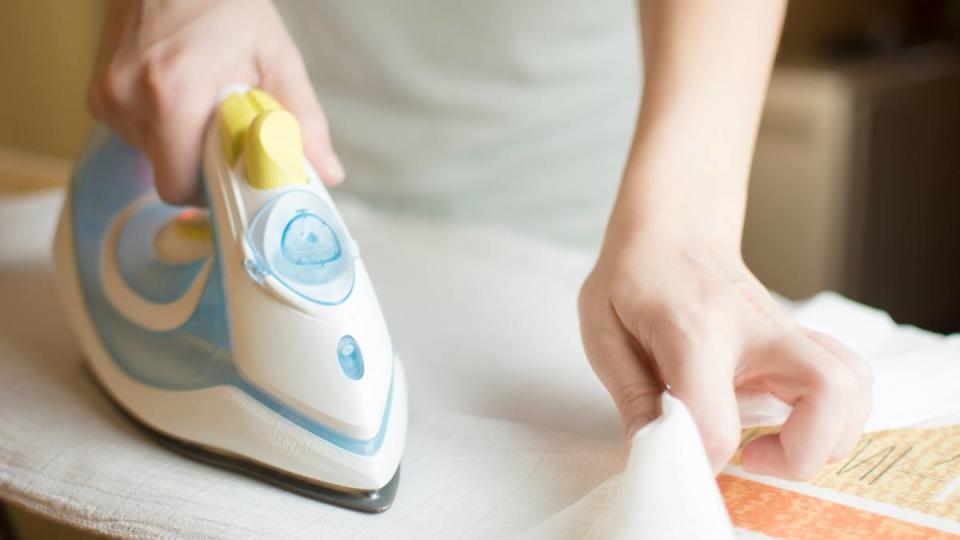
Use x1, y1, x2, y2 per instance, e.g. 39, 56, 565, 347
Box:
607, 0, 786, 254
582, 1, 871, 482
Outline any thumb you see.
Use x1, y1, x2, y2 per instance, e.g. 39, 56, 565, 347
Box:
654, 338, 742, 473
261, 52, 345, 186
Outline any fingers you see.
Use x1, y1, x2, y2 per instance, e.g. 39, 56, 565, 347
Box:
740, 335, 862, 480
87, 2, 145, 150
87, 0, 340, 204
654, 335, 742, 473
579, 295, 664, 439
88, 2, 211, 206
260, 51, 345, 186
141, 58, 213, 206
90, 65, 145, 152
802, 329, 873, 460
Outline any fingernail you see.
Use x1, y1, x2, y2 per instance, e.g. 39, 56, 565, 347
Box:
327, 154, 345, 183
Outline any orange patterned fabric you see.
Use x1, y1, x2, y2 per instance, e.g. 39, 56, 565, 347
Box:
736, 425, 960, 520
719, 475, 956, 539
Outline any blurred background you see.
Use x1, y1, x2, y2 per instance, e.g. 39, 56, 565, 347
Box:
744, 0, 960, 335
0, 1, 958, 537
1, 2, 958, 318
4, 2, 960, 306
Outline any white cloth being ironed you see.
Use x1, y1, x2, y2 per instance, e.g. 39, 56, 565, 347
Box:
1, 189, 959, 538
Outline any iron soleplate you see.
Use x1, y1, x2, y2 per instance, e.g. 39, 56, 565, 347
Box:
87, 366, 400, 513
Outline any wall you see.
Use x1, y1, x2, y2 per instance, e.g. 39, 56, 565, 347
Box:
0, 0, 107, 159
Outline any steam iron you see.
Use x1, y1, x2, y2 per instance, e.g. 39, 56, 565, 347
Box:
53, 87, 407, 512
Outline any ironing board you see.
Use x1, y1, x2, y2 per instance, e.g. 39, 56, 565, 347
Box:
2, 188, 960, 539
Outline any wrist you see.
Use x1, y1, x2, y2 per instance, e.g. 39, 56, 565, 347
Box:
608, 140, 754, 259
602, 220, 746, 275
604, 172, 746, 261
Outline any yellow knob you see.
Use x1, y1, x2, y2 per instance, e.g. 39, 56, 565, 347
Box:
245, 110, 306, 189
218, 89, 305, 189
217, 89, 284, 165
246, 89, 282, 112
171, 208, 213, 241
219, 94, 256, 164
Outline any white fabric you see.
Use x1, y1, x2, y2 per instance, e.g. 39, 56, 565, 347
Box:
2, 189, 959, 539
275, 0, 640, 247
739, 297, 960, 433
520, 393, 735, 540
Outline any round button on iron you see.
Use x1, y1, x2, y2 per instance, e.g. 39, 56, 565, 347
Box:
281, 210, 341, 266
337, 335, 364, 380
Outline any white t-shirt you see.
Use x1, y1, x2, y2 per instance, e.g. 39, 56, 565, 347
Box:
277, 1, 640, 247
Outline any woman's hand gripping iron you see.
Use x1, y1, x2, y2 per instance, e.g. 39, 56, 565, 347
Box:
53, 87, 407, 512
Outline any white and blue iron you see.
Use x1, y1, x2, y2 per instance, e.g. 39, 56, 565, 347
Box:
53, 87, 408, 512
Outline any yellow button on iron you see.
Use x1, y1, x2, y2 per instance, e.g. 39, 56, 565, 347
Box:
246, 89, 282, 113
219, 93, 258, 164
245, 110, 306, 189
218, 89, 285, 165
154, 208, 213, 264
171, 208, 213, 241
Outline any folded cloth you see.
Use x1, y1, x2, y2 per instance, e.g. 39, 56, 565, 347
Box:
1, 189, 958, 539
519, 393, 735, 540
